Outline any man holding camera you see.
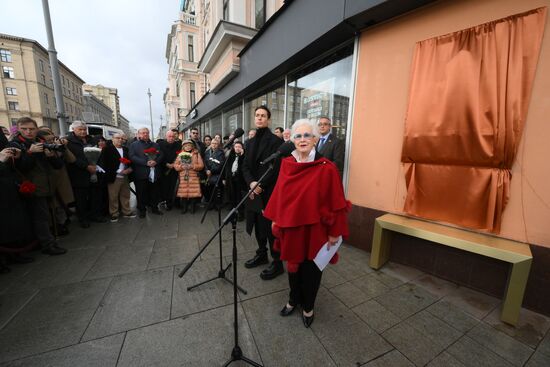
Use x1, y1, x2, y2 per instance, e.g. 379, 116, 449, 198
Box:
7, 117, 67, 255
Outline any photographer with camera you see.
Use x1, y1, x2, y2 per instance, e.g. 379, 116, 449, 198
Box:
7, 117, 67, 256
37, 127, 75, 236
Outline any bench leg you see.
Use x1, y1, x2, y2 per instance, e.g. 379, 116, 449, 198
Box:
501, 258, 532, 326
370, 221, 392, 269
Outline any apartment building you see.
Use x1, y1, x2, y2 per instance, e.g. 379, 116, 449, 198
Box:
0, 33, 85, 134
82, 94, 113, 125
82, 83, 121, 127
164, 0, 283, 130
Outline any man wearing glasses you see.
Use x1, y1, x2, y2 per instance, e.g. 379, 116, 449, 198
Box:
316, 116, 345, 178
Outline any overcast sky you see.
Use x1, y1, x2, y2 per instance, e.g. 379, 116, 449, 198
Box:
1, 0, 180, 133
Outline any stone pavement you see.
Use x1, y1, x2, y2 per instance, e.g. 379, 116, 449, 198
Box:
1, 209, 550, 366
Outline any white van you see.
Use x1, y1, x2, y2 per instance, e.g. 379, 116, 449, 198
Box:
86, 124, 124, 139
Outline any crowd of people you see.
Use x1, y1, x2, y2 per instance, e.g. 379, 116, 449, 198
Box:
0, 105, 347, 328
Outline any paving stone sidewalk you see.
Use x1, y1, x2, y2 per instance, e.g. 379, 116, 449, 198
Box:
1, 209, 550, 366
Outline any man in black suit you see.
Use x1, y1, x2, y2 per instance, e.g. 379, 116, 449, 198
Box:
242, 106, 284, 280
316, 116, 345, 178
99, 133, 135, 222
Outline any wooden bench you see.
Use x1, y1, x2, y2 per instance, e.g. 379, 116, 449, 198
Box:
369, 214, 532, 326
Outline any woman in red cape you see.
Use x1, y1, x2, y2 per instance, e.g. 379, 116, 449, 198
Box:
264, 118, 350, 328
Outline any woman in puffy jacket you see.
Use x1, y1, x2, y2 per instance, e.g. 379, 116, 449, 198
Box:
174, 139, 204, 214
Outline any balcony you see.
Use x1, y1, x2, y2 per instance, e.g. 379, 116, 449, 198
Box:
181, 13, 196, 26
198, 21, 257, 93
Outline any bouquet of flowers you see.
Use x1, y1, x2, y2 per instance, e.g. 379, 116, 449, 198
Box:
143, 147, 159, 182
177, 150, 193, 181
119, 157, 131, 165
83, 146, 102, 183
18, 180, 36, 196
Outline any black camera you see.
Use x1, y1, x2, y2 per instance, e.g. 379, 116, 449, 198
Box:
43, 143, 65, 152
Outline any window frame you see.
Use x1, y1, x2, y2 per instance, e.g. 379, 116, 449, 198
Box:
0, 49, 12, 62
2, 66, 15, 79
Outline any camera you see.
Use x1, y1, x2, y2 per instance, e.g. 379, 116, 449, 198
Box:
43, 143, 65, 152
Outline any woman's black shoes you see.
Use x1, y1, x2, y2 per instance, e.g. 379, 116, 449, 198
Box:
279, 304, 295, 317
302, 312, 314, 328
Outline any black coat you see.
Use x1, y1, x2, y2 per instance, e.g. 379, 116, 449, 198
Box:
158, 140, 182, 167
316, 133, 345, 177
98, 144, 131, 184
242, 128, 283, 208
66, 132, 95, 188
225, 151, 246, 188
205, 148, 225, 185
0, 161, 33, 246
7, 134, 63, 197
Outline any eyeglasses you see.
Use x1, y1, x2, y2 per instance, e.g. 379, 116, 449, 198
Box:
293, 133, 314, 140
318, 122, 331, 126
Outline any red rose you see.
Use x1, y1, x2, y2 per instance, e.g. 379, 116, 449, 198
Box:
119, 157, 131, 165
19, 180, 36, 195
143, 148, 158, 154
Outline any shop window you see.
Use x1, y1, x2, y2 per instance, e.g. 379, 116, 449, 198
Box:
210, 114, 222, 137
244, 82, 285, 132
286, 45, 353, 139
223, 104, 242, 136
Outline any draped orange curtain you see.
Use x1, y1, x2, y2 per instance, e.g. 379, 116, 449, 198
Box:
401, 7, 547, 233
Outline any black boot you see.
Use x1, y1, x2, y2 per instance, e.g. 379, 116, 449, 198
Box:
181, 199, 188, 214
191, 198, 196, 214
244, 254, 269, 268
260, 260, 284, 280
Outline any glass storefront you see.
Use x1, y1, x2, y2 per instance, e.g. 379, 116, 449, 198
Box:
286, 45, 353, 139
244, 82, 285, 133
190, 42, 354, 142
223, 104, 243, 136
210, 113, 222, 137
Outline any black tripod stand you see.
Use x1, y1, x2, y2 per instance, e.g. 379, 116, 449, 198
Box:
179, 165, 274, 367
187, 151, 247, 294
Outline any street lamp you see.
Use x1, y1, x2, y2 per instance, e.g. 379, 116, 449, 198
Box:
41, 0, 67, 136
147, 88, 154, 141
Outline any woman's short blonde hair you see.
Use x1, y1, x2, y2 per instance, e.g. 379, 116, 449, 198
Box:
290, 118, 319, 141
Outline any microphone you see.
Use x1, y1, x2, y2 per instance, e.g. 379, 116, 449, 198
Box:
260, 141, 294, 165
223, 128, 245, 149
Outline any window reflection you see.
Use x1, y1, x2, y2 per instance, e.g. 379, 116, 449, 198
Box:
244, 82, 285, 132
287, 52, 352, 140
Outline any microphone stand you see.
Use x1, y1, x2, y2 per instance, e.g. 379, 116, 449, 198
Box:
187, 146, 247, 294
179, 165, 273, 367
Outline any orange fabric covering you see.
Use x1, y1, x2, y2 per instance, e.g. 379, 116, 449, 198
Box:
401, 7, 547, 232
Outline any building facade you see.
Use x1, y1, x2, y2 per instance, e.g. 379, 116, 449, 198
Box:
82, 94, 113, 125
0, 33, 84, 134
164, 0, 284, 131
82, 84, 121, 127
180, 0, 550, 317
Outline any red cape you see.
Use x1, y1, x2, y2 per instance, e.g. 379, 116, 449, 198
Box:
264, 156, 350, 272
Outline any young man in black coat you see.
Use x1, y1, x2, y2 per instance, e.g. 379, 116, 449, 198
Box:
99, 133, 135, 222
242, 106, 284, 280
